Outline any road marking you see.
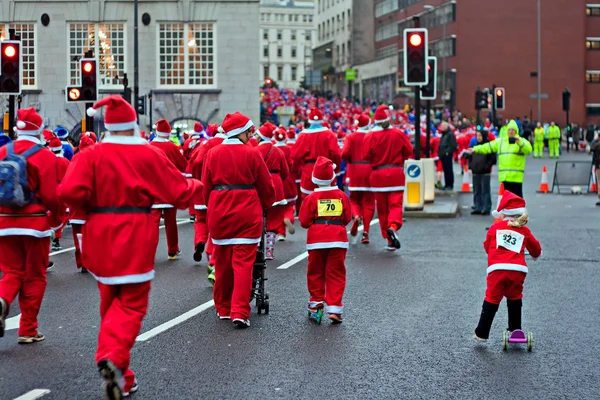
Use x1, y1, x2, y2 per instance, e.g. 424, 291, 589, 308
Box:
49, 220, 192, 257
136, 300, 215, 342
5, 314, 21, 331
13, 389, 51, 400
277, 219, 379, 270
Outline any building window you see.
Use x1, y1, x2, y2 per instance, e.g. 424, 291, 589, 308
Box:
277, 30, 283, 40
263, 65, 269, 80
158, 23, 215, 88
263, 46, 269, 57
291, 47, 297, 58
291, 66, 297, 81
399, 0, 424, 7
309, 15, 313, 22
277, 47, 282, 58
586, 38, 600, 49
263, 30, 268, 40
376, 21, 397, 42
587, 105, 600, 115
376, 0, 399, 18
586, 5, 600, 16
0, 23, 37, 88
421, 3, 456, 29
586, 71, 600, 83
376, 44, 397, 59
68, 23, 125, 88
291, 30, 297, 40
294, 15, 299, 22
430, 37, 456, 58
277, 66, 283, 81
306, 30, 312, 41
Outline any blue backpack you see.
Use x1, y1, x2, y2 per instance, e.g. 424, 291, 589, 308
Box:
0, 142, 43, 207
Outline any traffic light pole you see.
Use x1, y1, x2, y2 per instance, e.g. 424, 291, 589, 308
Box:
133, 0, 140, 124
85, 102, 94, 134
414, 87, 421, 160
148, 92, 153, 129
7, 96, 15, 140
425, 99, 431, 158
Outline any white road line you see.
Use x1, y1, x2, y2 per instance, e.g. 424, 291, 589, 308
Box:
136, 300, 214, 342
12, 389, 51, 400
5, 314, 21, 331
49, 220, 192, 257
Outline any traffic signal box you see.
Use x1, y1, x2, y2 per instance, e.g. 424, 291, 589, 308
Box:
420, 56, 437, 100
403, 28, 428, 86
494, 87, 505, 110
0, 41, 22, 94
66, 58, 98, 102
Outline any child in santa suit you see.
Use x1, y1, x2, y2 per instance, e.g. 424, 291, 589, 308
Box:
299, 156, 351, 324
48, 137, 71, 251
474, 191, 542, 342
203, 112, 275, 328
274, 127, 297, 239
255, 122, 289, 259
0, 108, 64, 344
58, 96, 202, 399
150, 119, 189, 261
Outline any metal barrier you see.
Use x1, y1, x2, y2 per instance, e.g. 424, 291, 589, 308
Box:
551, 161, 593, 194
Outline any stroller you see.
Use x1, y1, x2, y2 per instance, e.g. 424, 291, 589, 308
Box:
251, 216, 270, 314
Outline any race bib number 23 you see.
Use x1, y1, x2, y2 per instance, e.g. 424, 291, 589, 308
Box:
318, 199, 343, 217
496, 229, 525, 253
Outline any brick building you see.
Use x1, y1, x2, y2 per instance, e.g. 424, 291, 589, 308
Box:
0, 0, 260, 136
362, 0, 600, 126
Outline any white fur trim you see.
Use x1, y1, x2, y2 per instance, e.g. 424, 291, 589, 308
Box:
105, 121, 138, 132
102, 135, 148, 145
194, 205, 207, 210
90, 270, 155, 284
156, 131, 170, 137
257, 132, 271, 142
496, 207, 527, 216
151, 204, 174, 209
225, 119, 254, 138
258, 140, 271, 146
348, 186, 372, 191
0, 228, 53, 238
215, 133, 227, 139
314, 186, 338, 192
16, 129, 42, 136
312, 173, 336, 186
374, 117, 390, 124
211, 237, 261, 245
306, 241, 349, 250
16, 136, 42, 144
300, 186, 314, 195
301, 126, 329, 133
487, 263, 528, 274
69, 219, 87, 224
222, 138, 244, 145
356, 126, 370, 133
308, 119, 322, 125
275, 142, 286, 146
370, 186, 405, 192
16, 121, 26, 129
87, 107, 98, 117
285, 196, 298, 202
272, 199, 288, 206
326, 305, 344, 314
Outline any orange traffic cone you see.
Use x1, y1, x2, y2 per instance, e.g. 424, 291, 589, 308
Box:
460, 166, 471, 192
537, 165, 550, 193
591, 166, 598, 193
493, 183, 504, 223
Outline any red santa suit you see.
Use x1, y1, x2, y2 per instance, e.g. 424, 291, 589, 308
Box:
341, 114, 375, 241
203, 112, 275, 325
287, 126, 302, 216
275, 129, 297, 236
182, 122, 205, 160
58, 96, 202, 396
48, 137, 71, 243
291, 108, 341, 199
298, 157, 351, 319
150, 119, 189, 258
0, 108, 64, 340
362, 106, 413, 250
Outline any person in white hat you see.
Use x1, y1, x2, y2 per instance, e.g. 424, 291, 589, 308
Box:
298, 156, 351, 324
473, 191, 542, 343
149, 118, 189, 260
0, 108, 64, 344
58, 95, 203, 399
203, 112, 275, 328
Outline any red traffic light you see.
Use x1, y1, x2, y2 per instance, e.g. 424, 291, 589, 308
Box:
496, 89, 503, 97
68, 88, 81, 101
3, 45, 16, 58
409, 34, 422, 47
83, 62, 94, 73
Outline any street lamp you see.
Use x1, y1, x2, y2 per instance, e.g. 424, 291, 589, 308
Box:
423, 4, 447, 94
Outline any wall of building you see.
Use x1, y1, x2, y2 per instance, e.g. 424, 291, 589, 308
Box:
0, 0, 260, 134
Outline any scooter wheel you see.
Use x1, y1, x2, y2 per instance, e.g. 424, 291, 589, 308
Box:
502, 331, 508, 351
527, 332, 533, 352
316, 309, 323, 325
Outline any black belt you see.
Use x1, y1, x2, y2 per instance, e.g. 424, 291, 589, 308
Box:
213, 184, 254, 190
0, 213, 47, 217
350, 161, 370, 165
372, 164, 403, 171
91, 207, 151, 214
269, 170, 279, 174
305, 160, 316, 164
314, 219, 344, 225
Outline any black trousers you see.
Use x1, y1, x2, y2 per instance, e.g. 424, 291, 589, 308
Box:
502, 181, 523, 198
440, 154, 454, 190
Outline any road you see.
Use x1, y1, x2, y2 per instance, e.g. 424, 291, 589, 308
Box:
1, 152, 599, 399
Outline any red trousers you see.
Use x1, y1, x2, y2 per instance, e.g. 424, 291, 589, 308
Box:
307, 248, 346, 314
54, 226, 63, 240
266, 204, 285, 233
72, 223, 84, 268
0, 235, 49, 336
96, 281, 150, 379
350, 191, 375, 233
485, 270, 526, 304
151, 208, 179, 254
277, 202, 296, 236
212, 244, 257, 320
194, 210, 208, 247
296, 182, 304, 211
374, 191, 404, 238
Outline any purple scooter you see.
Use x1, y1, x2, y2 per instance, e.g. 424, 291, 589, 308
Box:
502, 329, 533, 352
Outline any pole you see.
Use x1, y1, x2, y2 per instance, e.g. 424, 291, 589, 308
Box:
536, 0, 542, 121
85, 102, 94, 134
442, 22, 447, 94
491, 83, 496, 129
149, 92, 153, 129
7, 95, 15, 140
476, 109, 481, 127
425, 99, 431, 158
566, 109, 570, 136
413, 15, 421, 160
16, 95, 22, 111
133, 0, 140, 123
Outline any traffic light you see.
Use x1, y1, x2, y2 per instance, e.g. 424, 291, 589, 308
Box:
0, 41, 22, 94
136, 95, 146, 115
403, 28, 428, 86
80, 59, 97, 101
475, 88, 488, 110
562, 89, 571, 111
494, 87, 505, 110
420, 57, 437, 100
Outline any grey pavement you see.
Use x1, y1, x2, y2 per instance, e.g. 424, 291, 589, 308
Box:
1, 151, 599, 399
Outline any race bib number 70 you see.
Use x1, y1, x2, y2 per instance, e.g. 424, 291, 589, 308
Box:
496, 229, 525, 253
317, 199, 343, 217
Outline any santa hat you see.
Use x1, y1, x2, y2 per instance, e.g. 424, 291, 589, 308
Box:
79, 133, 96, 150
222, 112, 253, 138
153, 119, 171, 137
257, 122, 276, 142
373, 105, 391, 124
43, 129, 57, 143
248, 136, 259, 147
274, 128, 287, 143
193, 122, 204, 135
354, 114, 371, 130
287, 127, 296, 140
206, 124, 219, 137
492, 191, 527, 219
53, 126, 69, 140
48, 137, 63, 152
308, 108, 323, 125
83, 131, 97, 143
15, 108, 44, 136
311, 156, 336, 186
86, 95, 137, 132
